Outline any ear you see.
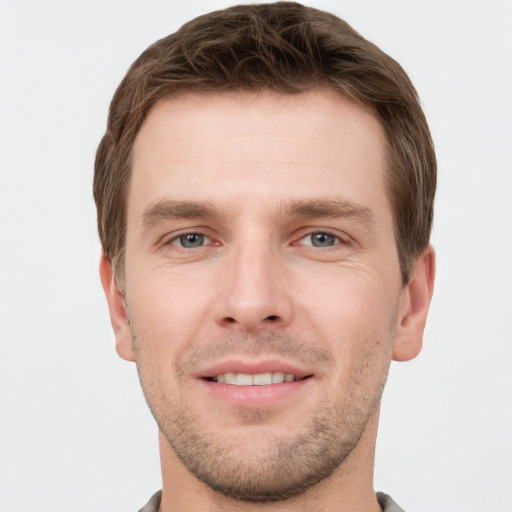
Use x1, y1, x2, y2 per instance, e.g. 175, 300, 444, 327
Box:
393, 245, 436, 362
99, 252, 135, 362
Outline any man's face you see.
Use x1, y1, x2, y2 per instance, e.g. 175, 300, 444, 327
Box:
105, 89, 423, 501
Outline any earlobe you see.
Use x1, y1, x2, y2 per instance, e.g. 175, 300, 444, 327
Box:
393, 245, 436, 362
99, 253, 135, 362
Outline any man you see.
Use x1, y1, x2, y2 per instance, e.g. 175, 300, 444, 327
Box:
94, 2, 436, 511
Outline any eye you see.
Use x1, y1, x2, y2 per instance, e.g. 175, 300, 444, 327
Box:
170, 233, 210, 248
300, 232, 341, 247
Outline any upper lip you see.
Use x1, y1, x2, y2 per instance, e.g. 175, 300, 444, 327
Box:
196, 359, 312, 380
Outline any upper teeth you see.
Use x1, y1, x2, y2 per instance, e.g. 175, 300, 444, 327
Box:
214, 372, 295, 385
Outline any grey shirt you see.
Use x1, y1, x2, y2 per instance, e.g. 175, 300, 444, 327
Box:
138, 490, 406, 511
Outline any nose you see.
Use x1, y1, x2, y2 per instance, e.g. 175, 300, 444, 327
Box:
214, 244, 293, 333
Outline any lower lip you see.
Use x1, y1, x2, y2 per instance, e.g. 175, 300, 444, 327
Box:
199, 378, 312, 408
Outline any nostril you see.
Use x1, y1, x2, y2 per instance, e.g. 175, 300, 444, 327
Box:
220, 315, 280, 326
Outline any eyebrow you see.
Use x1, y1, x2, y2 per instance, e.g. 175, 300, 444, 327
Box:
280, 198, 374, 223
141, 199, 220, 229
141, 197, 374, 229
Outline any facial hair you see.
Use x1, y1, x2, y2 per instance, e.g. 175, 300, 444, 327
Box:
132, 329, 394, 503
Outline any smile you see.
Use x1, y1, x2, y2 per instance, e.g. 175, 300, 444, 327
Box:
200, 365, 314, 407
210, 372, 298, 385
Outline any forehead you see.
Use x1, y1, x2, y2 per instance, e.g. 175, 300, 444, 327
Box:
129, 88, 389, 219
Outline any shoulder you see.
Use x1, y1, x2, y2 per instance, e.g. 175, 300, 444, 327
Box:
137, 490, 162, 512
377, 492, 407, 512
137, 490, 404, 511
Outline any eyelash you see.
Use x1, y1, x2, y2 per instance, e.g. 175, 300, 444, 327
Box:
295, 231, 348, 248
165, 231, 215, 249
162, 229, 349, 250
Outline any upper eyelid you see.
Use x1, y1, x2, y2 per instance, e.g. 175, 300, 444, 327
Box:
171, 233, 210, 245
294, 228, 350, 242
296, 235, 345, 248
157, 227, 351, 246
159, 228, 215, 247
300, 231, 341, 240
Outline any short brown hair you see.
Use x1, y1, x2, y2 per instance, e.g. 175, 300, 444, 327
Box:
94, 1, 436, 288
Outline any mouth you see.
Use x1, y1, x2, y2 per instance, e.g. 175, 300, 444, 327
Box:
198, 363, 314, 408
206, 372, 311, 386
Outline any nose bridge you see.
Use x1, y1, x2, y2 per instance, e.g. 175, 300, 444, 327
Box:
216, 237, 292, 331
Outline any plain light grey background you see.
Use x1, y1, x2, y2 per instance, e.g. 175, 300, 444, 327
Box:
1, 1, 511, 511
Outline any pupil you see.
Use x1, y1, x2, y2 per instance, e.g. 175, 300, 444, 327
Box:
312, 233, 335, 247
181, 233, 204, 248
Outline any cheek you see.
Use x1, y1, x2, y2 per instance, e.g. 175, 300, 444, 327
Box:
126, 275, 197, 405
127, 265, 213, 336
299, 270, 398, 365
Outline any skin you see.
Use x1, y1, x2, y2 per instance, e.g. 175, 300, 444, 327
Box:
101, 88, 435, 512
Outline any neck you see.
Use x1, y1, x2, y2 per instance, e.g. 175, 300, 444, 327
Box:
158, 410, 382, 512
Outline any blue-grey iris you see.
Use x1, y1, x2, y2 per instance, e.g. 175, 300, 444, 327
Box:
180, 233, 204, 248
311, 233, 336, 247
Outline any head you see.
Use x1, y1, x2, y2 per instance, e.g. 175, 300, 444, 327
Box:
95, 2, 436, 505
94, 1, 436, 293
